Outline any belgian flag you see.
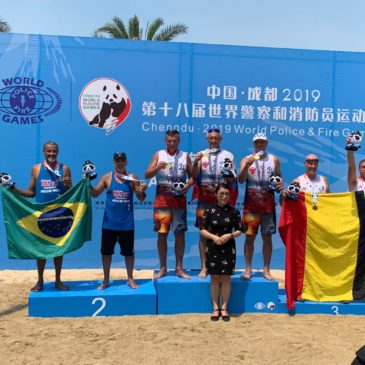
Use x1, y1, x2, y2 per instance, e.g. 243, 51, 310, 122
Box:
279, 191, 365, 310
1, 179, 92, 259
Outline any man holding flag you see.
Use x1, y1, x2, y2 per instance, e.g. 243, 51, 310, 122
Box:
12, 141, 72, 292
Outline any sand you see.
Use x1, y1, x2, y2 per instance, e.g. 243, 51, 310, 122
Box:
0, 269, 364, 365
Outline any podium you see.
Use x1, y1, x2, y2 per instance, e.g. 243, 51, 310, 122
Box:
28, 279, 156, 317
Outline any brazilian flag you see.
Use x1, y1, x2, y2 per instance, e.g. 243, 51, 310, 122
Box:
279, 191, 365, 310
1, 179, 92, 259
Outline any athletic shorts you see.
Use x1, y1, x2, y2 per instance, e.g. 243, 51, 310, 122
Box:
153, 208, 187, 233
101, 228, 135, 256
242, 212, 276, 236
195, 202, 215, 229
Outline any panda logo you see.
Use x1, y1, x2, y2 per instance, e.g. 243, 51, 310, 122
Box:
79, 78, 132, 135
172, 181, 186, 196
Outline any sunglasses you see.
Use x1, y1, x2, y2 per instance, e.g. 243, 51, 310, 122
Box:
305, 159, 319, 164
208, 128, 221, 133
217, 192, 230, 196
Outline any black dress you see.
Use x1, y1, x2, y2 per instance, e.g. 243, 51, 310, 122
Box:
202, 205, 243, 276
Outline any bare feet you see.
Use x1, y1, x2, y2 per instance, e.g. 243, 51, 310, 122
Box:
55, 282, 70, 291
127, 278, 139, 289
240, 269, 252, 280
263, 270, 274, 281
30, 281, 44, 292
197, 269, 207, 279
97, 281, 109, 290
176, 269, 191, 280
154, 268, 167, 280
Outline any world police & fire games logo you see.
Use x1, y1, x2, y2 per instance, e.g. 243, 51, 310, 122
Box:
0, 77, 62, 124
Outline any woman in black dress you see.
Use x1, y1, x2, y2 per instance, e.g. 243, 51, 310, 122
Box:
200, 183, 243, 322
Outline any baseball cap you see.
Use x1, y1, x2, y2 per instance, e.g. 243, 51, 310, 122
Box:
252, 133, 268, 142
113, 152, 127, 160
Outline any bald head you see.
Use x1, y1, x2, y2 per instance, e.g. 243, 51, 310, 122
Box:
305, 154, 318, 161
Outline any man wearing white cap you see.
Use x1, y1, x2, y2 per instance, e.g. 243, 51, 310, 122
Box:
191, 128, 237, 278
238, 133, 282, 280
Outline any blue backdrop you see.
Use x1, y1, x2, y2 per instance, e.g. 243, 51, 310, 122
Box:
0, 33, 364, 270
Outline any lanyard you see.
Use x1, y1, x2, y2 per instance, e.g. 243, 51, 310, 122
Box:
43, 160, 61, 177
208, 149, 221, 180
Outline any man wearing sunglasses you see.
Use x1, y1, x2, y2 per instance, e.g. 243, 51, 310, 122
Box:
145, 130, 193, 280
293, 154, 330, 194
90, 152, 147, 289
238, 133, 282, 281
191, 128, 237, 278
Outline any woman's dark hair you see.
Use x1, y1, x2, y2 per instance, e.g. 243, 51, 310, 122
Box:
215, 183, 230, 193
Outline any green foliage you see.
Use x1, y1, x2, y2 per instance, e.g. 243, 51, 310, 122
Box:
94, 15, 188, 41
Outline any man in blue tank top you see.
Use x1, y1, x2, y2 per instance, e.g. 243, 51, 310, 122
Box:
13, 141, 72, 292
90, 152, 147, 289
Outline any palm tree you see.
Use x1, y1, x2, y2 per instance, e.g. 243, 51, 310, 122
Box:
93, 15, 188, 41
0, 18, 11, 32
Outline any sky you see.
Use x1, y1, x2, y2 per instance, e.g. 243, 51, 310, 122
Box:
2, 0, 365, 53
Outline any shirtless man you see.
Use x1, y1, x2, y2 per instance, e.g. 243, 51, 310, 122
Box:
91, 152, 147, 289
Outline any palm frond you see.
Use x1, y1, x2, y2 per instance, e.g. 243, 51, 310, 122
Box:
93, 16, 129, 39
128, 15, 141, 40
146, 18, 164, 40
154, 23, 188, 41
0, 18, 11, 33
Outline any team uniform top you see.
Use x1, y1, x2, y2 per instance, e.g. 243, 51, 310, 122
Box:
154, 149, 188, 209
356, 177, 365, 192
102, 171, 134, 230
244, 153, 275, 214
297, 174, 326, 194
196, 148, 235, 205
35, 162, 65, 203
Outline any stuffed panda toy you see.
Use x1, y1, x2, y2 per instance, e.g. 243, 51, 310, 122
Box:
286, 182, 301, 200
268, 174, 282, 192
221, 158, 234, 178
346, 131, 362, 151
82, 161, 97, 180
172, 180, 186, 196
0, 172, 15, 189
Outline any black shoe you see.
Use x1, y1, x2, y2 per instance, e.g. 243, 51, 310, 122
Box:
210, 308, 220, 321
221, 309, 230, 322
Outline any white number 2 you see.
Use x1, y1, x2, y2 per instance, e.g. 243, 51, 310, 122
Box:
92, 297, 107, 317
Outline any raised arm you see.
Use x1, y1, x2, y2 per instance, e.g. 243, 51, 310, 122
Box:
63, 164, 72, 190
145, 152, 166, 179
131, 174, 147, 202
238, 155, 254, 184
90, 173, 110, 198
347, 150, 357, 192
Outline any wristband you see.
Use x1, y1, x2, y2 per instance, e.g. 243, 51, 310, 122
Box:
231, 233, 234, 239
